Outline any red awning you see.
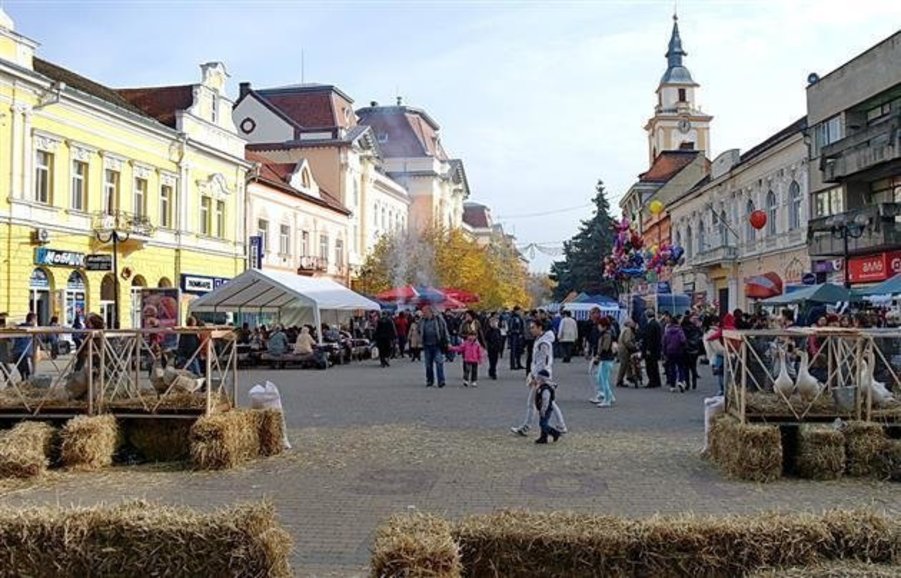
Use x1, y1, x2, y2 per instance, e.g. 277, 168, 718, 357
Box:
441, 288, 480, 304
745, 272, 783, 299
375, 285, 418, 302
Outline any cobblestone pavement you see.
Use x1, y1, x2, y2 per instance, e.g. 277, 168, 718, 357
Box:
1, 355, 899, 577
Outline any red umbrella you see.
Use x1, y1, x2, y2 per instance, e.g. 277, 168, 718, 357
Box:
376, 285, 418, 302
437, 296, 467, 310
441, 288, 480, 304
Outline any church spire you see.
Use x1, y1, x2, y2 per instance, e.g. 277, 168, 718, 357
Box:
660, 13, 695, 85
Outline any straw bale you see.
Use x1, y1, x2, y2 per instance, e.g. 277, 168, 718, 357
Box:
124, 418, 194, 462
190, 410, 259, 470
0, 421, 56, 478
59, 415, 119, 471
844, 421, 887, 477
884, 439, 901, 482
750, 561, 901, 577
745, 391, 838, 417
371, 512, 461, 578
257, 408, 286, 457
450, 509, 901, 578
796, 425, 845, 480
0, 500, 293, 577
708, 415, 782, 482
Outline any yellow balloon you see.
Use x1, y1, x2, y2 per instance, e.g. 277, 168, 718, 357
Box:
649, 200, 664, 215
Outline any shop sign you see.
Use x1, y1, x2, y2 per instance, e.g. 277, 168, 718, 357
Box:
84, 254, 113, 271
814, 259, 843, 273
180, 274, 230, 295
34, 247, 85, 268
802, 272, 817, 285
249, 235, 263, 269
848, 251, 901, 284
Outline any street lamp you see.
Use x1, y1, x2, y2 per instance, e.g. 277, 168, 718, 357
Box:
94, 211, 153, 329
828, 213, 868, 289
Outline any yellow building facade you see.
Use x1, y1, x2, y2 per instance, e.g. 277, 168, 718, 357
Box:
0, 11, 249, 328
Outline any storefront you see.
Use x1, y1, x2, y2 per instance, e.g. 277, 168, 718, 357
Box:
180, 273, 231, 323
847, 251, 901, 285
65, 271, 87, 326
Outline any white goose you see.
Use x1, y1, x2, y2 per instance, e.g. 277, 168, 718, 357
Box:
859, 351, 895, 405
795, 351, 823, 402
773, 349, 795, 399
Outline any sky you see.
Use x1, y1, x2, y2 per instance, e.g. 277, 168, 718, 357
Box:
6, 0, 901, 273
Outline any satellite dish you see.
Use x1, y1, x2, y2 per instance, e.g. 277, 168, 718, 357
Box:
807, 72, 820, 85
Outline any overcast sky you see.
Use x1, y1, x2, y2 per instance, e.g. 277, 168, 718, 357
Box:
8, 0, 901, 272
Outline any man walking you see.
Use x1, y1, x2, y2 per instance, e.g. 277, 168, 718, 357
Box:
615, 319, 638, 387
374, 312, 397, 368
508, 306, 524, 370
12, 312, 37, 381
556, 310, 578, 363
485, 315, 503, 380
418, 305, 448, 388
642, 309, 662, 388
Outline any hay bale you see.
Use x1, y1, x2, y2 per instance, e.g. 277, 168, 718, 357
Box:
750, 561, 901, 577
60, 415, 119, 471
124, 419, 194, 462
190, 410, 259, 470
257, 409, 286, 457
843, 421, 887, 477
371, 512, 461, 578
708, 415, 782, 482
0, 422, 56, 478
449, 509, 901, 578
796, 425, 845, 480
0, 500, 292, 577
883, 439, 901, 482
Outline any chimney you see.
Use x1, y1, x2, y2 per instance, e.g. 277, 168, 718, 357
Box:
239, 82, 251, 99
370, 100, 378, 107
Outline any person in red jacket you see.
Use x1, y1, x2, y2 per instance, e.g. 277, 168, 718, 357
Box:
394, 312, 409, 358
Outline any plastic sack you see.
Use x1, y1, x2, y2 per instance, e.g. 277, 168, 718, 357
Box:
702, 395, 725, 454
249, 381, 291, 449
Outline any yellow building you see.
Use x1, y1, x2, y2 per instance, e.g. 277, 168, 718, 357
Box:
0, 10, 249, 327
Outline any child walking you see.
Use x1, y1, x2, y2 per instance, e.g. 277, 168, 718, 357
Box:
534, 369, 562, 444
449, 332, 485, 387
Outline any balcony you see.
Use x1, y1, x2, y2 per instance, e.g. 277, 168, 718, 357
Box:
298, 256, 328, 274
690, 242, 738, 268
821, 114, 901, 182
808, 203, 901, 257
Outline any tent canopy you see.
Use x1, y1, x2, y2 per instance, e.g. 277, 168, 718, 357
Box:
853, 273, 901, 297
760, 283, 852, 305
188, 269, 379, 338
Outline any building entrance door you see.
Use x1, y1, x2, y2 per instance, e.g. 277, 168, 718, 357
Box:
718, 288, 729, 319
29, 268, 52, 326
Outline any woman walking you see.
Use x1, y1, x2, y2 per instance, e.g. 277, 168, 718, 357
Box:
681, 314, 703, 390
663, 314, 687, 393
592, 317, 616, 407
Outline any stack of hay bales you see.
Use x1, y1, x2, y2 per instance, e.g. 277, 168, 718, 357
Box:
371, 513, 461, 578
189, 409, 285, 470
374, 509, 900, 578
843, 421, 887, 478
0, 500, 292, 577
124, 419, 194, 462
796, 425, 846, 480
884, 439, 901, 482
0, 422, 56, 478
708, 415, 783, 482
60, 415, 119, 471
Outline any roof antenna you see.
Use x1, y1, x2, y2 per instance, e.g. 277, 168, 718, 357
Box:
395, 85, 402, 106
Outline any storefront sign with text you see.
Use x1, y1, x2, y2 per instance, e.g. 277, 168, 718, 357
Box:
848, 251, 901, 284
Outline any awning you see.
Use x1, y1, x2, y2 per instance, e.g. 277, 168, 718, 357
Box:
745, 272, 783, 299
760, 282, 853, 305
852, 273, 901, 297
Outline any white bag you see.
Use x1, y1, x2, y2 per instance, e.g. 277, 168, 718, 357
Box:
249, 381, 291, 449
702, 395, 725, 454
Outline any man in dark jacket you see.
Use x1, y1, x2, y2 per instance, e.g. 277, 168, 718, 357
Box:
641, 309, 662, 388
485, 315, 504, 380
374, 312, 397, 368
508, 306, 524, 370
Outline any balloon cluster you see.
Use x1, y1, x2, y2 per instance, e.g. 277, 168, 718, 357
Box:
603, 218, 685, 281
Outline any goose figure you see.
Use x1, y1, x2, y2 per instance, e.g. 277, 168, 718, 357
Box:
861, 351, 895, 405
795, 351, 823, 402
773, 349, 795, 399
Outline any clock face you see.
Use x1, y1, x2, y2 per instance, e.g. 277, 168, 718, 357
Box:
678, 118, 691, 134
240, 118, 256, 134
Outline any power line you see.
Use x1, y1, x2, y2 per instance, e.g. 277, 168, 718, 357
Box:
495, 203, 593, 220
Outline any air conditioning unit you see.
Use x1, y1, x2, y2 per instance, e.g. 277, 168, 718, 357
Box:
32, 228, 50, 244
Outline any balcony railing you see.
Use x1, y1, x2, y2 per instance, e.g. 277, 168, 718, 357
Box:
690, 242, 738, 267
821, 114, 901, 182
92, 210, 154, 237
807, 203, 901, 257
298, 256, 328, 274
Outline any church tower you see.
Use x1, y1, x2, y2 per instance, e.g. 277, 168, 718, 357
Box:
644, 14, 712, 165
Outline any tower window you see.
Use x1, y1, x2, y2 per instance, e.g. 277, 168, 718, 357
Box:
678, 88, 686, 102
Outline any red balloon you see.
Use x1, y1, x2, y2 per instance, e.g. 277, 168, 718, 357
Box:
749, 209, 767, 230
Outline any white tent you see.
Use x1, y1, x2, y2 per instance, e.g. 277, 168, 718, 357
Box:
188, 269, 379, 341
558, 302, 624, 322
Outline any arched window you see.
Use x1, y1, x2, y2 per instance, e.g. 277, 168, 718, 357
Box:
719, 210, 728, 246
746, 199, 756, 243
789, 181, 801, 230
766, 190, 777, 235
686, 226, 693, 258
698, 219, 707, 253
675, 229, 682, 250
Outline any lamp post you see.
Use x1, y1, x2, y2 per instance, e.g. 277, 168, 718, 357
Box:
94, 211, 138, 329
828, 214, 868, 289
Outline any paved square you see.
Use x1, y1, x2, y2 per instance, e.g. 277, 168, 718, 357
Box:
0, 356, 898, 577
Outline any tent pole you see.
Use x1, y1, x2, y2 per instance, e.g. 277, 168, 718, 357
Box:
314, 306, 323, 345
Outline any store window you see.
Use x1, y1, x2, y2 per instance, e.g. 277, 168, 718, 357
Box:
65, 271, 86, 327
34, 150, 53, 204
29, 268, 52, 326
100, 273, 116, 329
71, 160, 87, 212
